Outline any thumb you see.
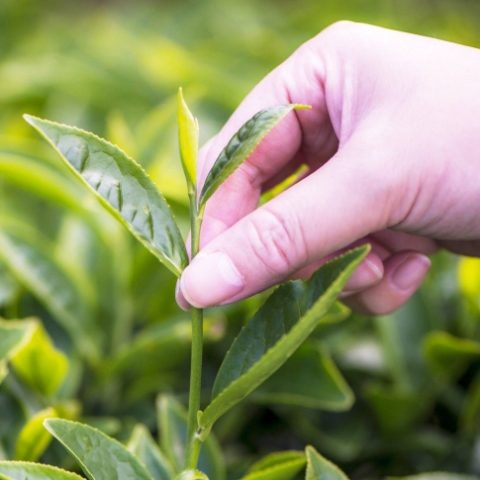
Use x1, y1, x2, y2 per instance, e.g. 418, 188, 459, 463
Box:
179, 137, 398, 308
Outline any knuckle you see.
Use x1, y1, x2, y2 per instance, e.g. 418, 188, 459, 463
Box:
243, 208, 306, 277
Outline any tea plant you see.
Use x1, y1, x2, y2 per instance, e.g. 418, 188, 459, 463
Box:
0, 90, 373, 479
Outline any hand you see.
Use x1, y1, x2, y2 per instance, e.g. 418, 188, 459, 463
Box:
176, 22, 480, 315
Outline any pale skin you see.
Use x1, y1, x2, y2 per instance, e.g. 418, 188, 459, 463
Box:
176, 21, 480, 315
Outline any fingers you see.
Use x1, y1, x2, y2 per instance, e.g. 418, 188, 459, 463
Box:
179, 137, 394, 308
342, 251, 431, 315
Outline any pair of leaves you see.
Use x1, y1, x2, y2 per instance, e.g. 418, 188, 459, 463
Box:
198, 246, 368, 430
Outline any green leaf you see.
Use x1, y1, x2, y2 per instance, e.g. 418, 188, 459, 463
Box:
157, 395, 225, 480
199, 104, 310, 207
14, 407, 58, 461
173, 471, 209, 480
251, 343, 354, 411
242, 451, 306, 480
11, 322, 68, 396
423, 331, 480, 378
44, 418, 153, 480
178, 88, 199, 186
0, 262, 19, 308
24, 115, 188, 277
0, 228, 99, 362
128, 425, 174, 480
0, 461, 84, 479
199, 246, 368, 430
305, 446, 348, 480
0, 319, 35, 363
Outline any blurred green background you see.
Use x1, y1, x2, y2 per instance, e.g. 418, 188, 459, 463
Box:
3, 0, 480, 479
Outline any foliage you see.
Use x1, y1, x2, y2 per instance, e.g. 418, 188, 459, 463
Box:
1, 0, 480, 479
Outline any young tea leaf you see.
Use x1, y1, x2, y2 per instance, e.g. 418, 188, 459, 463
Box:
0, 319, 35, 364
242, 451, 306, 480
173, 471, 209, 480
199, 246, 368, 430
128, 424, 175, 480
199, 104, 309, 207
24, 115, 188, 277
44, 418, 153, 480
305, 446, 348, 480
178, 88, 199, 186
0, 461, 84, 480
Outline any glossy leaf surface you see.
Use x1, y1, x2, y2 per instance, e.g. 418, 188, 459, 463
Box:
44, 419, 153, 480
242, 451, 306, 480
12, 322, 68, 396
200, 246, 368, 429
128, 425, 174, 480
199, 104, 309, 207
24, 115, 188, 277
0, 461, 84, 479
0, 229, 99, 361
177, 88, 198, 186
251, 343, 353, 410
14, 407, 57, 461
305, 446, 348, 480
157, 395, 225, 480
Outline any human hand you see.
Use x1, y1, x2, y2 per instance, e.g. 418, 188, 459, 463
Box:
176, 22, 480, 315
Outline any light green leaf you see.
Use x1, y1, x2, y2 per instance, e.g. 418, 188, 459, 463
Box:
251, 343, 353, 411
305, 446, 348, 480
389, 475, 480, 480
200, 246, 368, 430
128, 425, 174, 480
14, 407, 57, 461
44, 418, 153, 480
24, 115, 188, 277
173, 470, 209, 480
0, 228, 99, 362
157, 395, 225, 480
423, 331, 480, 378
12, 322, 68, 396
0, 362, 7, 385
199, 104, 310, 207
0, 262, 19, 308
0, 461, 84, 479
178, 88, 198, 186
242, 451, 306, 480
0, 319, 35, 363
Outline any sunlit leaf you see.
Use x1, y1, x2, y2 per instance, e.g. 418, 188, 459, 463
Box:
199, 247, 368, 430
305, 446, 348, 480
242, 451, 306, 480
0, 461, 84, 479
44, 419, 153, 480
173, 470, 209, 480
24, 115, 188, 277
14, 407, 57, 461
199, 104, 310, 207
0, 319, 35, 363
128, 424, 174, 480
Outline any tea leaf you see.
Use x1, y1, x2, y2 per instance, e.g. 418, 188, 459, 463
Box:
242, 451, 306, 480
157, 395, 225, 480
128, 424, 174, 480
305, 446, 348, 480
199, 104, 309, 207
0, 461, 84, 479
44, 418, 153, 480
14, 407, 57, 461
251, 343, 354, 411
173, 471, 209, 480
24, 115, 188, 277
178, 88, 199, 186
0, 228, 100, 362
12, 322, 68, 396
0, 319, 35, 363
199, 246, 368, 430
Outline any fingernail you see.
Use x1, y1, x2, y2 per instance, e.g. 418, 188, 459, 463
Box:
175, 281, 191, 311
180, 251, 245, 308
391, 254, 431, 291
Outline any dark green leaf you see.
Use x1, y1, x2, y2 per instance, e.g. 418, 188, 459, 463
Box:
305, 446, 348, 480
44, 418, 153, 480
0, 461, 84, 479
128, 425, 174, 480
199, 105, 309, 207
24, 115, 188, 277
199, 246, 368, 430
388, 475, 480, 480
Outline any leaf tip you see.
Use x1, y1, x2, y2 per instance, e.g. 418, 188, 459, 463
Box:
293, 104, 312, 110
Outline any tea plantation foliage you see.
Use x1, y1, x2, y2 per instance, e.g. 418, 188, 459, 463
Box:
2, 0, 480, 478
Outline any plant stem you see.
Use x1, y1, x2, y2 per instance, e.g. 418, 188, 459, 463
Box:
184, 188, 205, 469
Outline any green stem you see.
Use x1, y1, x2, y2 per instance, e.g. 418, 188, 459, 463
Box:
184, 189, 205, 469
